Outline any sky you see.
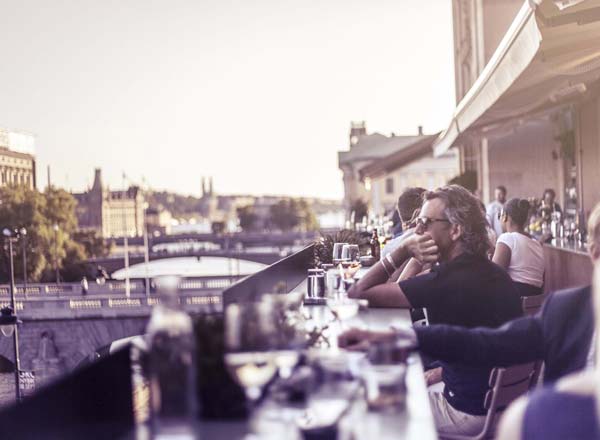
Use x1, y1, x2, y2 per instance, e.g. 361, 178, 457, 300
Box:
0, 0, 455, 200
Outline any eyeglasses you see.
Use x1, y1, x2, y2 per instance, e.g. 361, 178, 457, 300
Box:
416, 216, 451, 229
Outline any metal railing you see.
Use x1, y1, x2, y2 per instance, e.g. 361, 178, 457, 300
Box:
0, 274, 246, 298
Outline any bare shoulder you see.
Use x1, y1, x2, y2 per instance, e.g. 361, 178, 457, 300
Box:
497, 395, 528, 440
556, 370, 596, 396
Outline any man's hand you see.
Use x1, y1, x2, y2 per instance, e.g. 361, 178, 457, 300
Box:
338, 328, 395, 351
424, 366, 443, 387
401, 233, 439, 264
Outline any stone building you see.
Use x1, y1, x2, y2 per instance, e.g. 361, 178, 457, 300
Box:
0, 128, 36, 189
73, 169, 145, 238
359, 135, 459, 215
338, 122, 458, 216
437, 0, 600, 216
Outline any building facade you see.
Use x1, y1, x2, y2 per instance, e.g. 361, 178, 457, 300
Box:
0, 128, 36, 189
339, 122, 459, 216
447, 0, 597, 214
338, 122, 430, 214
437, 0, 600, 295
73, 169, 145, 238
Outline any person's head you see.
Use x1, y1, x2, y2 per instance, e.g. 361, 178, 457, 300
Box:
501, 198, 531, 232
543, 188, 556, 205
495, 185, 507, 204
397, 187, 426, 228
416, 184, 491, 261
587, 202, 600, 262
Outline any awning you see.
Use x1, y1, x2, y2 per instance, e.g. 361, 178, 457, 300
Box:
434, 0, 600, 156
359, 134, 439, 181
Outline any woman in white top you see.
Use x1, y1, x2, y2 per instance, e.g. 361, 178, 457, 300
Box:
493, 198, 545, 297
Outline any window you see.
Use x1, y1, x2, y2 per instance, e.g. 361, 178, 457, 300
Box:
385, 177, 394, 195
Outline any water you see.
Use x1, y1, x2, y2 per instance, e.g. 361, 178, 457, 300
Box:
112, 256, 267, 280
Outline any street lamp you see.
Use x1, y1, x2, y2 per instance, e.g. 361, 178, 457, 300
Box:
2, 228, 22, 402
53, 224, 60, 284
18, 228, 27, 291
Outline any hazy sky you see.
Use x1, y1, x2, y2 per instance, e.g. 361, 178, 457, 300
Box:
0, 0, 455, 199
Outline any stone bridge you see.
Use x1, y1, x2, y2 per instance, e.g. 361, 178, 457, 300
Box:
87, 249, 281, 274
0, 278, 236, 389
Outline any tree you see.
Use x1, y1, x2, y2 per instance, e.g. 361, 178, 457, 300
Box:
237, 205, 258, 232
72, 230, 113, 259
448, 170, 478, 193
0, 185, 101, 283
269, 199, 319, 232
0, 185, 50, 282
350, 199, 368, 224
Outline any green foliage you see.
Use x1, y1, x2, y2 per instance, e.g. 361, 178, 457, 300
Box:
350, 199, 368, 223
146, 190, 201, 217
448, 170, 478, 192
555, 129, 575, 163
236, 205, 258, 232
0, 185, 108, 283
72, 230, 113, 259
312, 229, 369, 266
269, 198, 318, 232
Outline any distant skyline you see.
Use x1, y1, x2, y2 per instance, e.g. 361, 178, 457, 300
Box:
0, 0, 455, 199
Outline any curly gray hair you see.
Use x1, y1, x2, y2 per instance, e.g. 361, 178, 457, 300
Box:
424, 185, 491, 257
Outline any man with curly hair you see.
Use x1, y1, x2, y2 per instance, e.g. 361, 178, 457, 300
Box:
348, 184, 521, 436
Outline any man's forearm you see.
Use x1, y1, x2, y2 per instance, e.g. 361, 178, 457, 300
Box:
353, 245, 410, 292
415, 316, 545, 367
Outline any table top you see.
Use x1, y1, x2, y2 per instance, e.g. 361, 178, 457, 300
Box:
191, 278, 437, 440
133, 275, 437, 440
544, 238, 588, 256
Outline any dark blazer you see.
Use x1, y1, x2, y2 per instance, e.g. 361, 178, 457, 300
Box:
415, 285, 593, 383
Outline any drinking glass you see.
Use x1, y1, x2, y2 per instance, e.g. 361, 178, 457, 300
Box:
332, 242, 349, 264
341, 244, 360, 263
224, 301, 278, 405
261, 294, 305, 379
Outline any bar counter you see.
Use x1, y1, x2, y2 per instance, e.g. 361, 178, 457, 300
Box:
195, 303, 437, 440
543, 239, 592, 293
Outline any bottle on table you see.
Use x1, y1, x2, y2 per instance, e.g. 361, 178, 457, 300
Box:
370, 229, 381, 260
146, 276, 198, 438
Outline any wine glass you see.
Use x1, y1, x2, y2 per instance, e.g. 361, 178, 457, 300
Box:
332, 242, 349, 264
341, 244, 360, 263
224, 301, 278, 405
262, 294, 305, 379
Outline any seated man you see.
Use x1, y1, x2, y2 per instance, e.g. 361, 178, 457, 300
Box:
381, 186, 426, 259
347, 185, 522, 436
366, 202, 600, 385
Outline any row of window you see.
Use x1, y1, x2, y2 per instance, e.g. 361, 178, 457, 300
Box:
0, 170, 32, 186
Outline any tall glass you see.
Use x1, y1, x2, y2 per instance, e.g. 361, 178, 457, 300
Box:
261, 294, 305, 379
341, 244, 360, 263
332, 242, 349, 264
224, 301, 278, 405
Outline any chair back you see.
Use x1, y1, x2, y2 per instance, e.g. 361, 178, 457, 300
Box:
521, 293, 546, 316
440, 361, 539, 440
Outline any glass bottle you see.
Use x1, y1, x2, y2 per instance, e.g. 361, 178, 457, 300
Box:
370, 230, 380, 260
146, 276, 198, 438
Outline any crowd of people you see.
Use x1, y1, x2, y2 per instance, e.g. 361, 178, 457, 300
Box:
341, 183, 599, 439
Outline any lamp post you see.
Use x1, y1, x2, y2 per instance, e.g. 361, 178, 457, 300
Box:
18, 228, 27, 291
143, 201, 150, 299
53, 224, 60, 284
2, 228, 22, 402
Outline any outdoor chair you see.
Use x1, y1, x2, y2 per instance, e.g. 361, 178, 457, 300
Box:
521, 293, 546, 316
440, 361, 540, 440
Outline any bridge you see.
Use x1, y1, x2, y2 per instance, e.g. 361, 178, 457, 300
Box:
0, 276, 241, 387
110, 230, 322, 248
87, 248, 285, 274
